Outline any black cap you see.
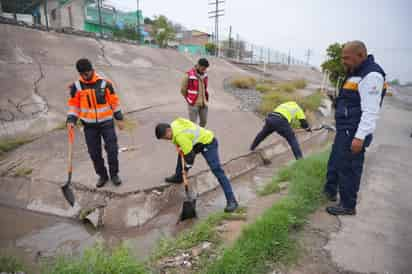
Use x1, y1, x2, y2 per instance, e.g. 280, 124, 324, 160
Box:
76, 58, 93, 73
198, 58, 209, 68
155, 123, 171, 139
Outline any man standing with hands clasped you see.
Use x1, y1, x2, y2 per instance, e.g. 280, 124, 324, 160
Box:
324, 41, 387, 216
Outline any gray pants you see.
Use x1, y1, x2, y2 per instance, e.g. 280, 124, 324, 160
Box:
188, 105, 208, 127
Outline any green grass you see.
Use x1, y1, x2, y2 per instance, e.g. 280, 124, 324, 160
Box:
256, 79, 307, 94
43, 244, 148, 274
290, 79, 307, 89
13, 167, 33, 177
296, 91, 324, 112
231, 76, 257, 89
151, 209, 246, 262
0, 255, 26, 273
257, 91, 295, 115
0, 137, 33, 156
258, 90, 324, 116
203, 149, 330, 274
256, 83, 274, 93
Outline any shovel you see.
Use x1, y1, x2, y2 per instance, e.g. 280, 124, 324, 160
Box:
178, 151, 197, 221
61, 126, 75, 207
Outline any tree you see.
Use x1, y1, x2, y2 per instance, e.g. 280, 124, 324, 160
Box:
321, 43, 345, 85
388, 79, 400, 86
151, 15, 175, 48
113, 24, 140, 41
144, 17, 153, 25
205, 43, 216, 56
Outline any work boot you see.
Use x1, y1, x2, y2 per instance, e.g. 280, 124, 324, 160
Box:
111, 175, 122, 186
323, 191, 338, 202
165, 174, 183, 184
96, 176, 108, 188
326, 205, 356, 216
224, 199, 239, 213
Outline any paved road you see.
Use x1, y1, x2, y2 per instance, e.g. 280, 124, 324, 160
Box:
325, 95, 412, 274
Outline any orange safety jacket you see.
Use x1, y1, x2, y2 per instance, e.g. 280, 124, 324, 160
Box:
67, 72, 123, 125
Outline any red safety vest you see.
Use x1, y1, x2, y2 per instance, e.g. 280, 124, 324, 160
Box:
185, 68, 209, 106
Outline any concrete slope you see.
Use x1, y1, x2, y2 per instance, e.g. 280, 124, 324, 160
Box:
0, 23, 325, 226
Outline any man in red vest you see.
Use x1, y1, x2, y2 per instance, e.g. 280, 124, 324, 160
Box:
181, 58, 210, 127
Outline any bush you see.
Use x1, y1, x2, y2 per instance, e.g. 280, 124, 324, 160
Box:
256, 83, 273, 93
277, 82, 296, 93
297, 91, 324, 112
291, 79, 307, 89
257, 91, 296, 115
231, 76, 257, 89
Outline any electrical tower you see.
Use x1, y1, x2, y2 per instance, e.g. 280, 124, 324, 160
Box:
209, 0, 224, 57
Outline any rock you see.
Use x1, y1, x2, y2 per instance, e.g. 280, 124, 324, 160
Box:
201, 241, 212, 250
80, 208, 102, 229
278, 182, 289, 190
216, 224, 228, 233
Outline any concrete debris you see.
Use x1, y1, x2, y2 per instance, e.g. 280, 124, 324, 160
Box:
278, 182, 289, 190
119, 146, 140, 153
152, 190, 162, 196
216, 224, 229, 233
79, 208, 102, 229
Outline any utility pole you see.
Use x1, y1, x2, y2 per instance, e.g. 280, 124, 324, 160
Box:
228, 25, 232, 57
136, 0, 141, 44
209, 0, 225, 57
236, 33, 240, 61
97, 0, 103, 37
288, 49, 291, 65
43, 0, 49, 31
305, 49, 313, 66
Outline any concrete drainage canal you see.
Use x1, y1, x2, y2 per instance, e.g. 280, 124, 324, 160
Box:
0, 130, 331, 271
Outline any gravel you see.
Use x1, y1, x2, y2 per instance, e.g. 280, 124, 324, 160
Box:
223, 78, 263, 112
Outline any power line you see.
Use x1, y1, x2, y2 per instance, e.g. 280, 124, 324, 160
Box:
209, 0, 225, 57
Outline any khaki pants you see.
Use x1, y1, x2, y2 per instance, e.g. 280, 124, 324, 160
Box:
188, 105, 208, 127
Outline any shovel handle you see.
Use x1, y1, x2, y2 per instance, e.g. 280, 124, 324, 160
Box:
67, 127, 74, 174
179, 150, 189, 191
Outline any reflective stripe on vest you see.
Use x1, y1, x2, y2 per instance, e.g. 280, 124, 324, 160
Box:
187, 90, 198, 95
74, 80, 82, 92
181, 126, 201, 145
342, 76, 362, 91
80, 105, 111, 113
80, 116, 113, 123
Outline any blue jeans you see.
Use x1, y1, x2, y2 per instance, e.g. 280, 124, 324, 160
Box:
324, 130, 372, 209
250, 114, 303, 159
175, 138, 236, 203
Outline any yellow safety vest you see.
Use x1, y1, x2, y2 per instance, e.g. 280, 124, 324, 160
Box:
171, 118, 214, 155
274, 101, 306, 124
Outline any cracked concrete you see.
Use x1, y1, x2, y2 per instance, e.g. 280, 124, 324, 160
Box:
0, 23, 327, 228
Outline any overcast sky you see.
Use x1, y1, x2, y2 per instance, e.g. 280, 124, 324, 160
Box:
106, 0, 411, 82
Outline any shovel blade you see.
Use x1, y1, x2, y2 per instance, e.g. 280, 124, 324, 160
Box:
62, 184, 75, 207
180, 198, 197, 221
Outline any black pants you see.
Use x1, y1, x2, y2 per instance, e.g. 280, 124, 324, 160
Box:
250, 114, 303, 159
324, 130, 372, 209
84, 121, 119, 179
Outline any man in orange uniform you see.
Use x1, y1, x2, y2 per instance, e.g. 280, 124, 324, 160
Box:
66, 59, 124, 188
